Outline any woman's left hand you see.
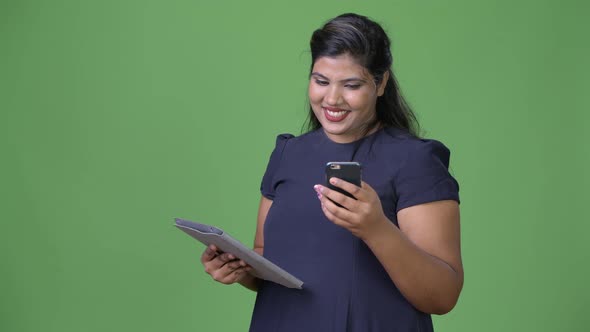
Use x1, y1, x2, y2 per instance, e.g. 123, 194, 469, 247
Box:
314, 178, 389, 240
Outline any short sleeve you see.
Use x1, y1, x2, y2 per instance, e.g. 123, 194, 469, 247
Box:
394, 139, 460, 212
260, 134, 294, 199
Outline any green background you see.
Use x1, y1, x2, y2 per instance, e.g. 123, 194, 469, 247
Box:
2, 0, 588, 331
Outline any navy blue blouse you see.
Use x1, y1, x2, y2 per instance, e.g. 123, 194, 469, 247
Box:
250, 127, 459, 332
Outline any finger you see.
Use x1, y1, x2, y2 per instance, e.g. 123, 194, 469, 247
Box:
328, 177, 364, 200
214, 253, 239, 270
210, 260, 235, 280
315, 184, 357, 210
212, 262, 247, 284
224, 259, 245, 270
235, 265, 254, 280
229, 270, 244, 284
200, 245, 218, 263
321, 200, 354, 229
229, 267, 250, 284
321, 194, 355, 221
217, 252, 235, 263
360, 181, 377, 196
204, 252, 237, 273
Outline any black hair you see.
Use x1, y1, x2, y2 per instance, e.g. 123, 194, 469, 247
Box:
304, 13, 420, 138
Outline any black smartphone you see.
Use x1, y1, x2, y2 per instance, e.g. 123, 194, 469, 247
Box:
325, 162, 362, 202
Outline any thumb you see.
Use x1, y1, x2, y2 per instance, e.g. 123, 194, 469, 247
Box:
201, 245, 218, 263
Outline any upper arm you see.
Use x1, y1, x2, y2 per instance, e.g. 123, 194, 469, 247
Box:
256, 134, 292, 255
393, 138, 462, 281
398, 200, 463, 284
253, 195, 272, 255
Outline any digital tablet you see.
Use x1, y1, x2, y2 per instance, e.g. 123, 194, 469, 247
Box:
174, 218, 303, 289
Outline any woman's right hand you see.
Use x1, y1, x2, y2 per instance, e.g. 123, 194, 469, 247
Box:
201, 244, 252, 285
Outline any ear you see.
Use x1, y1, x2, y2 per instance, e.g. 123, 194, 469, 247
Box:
377, 70, 390, 97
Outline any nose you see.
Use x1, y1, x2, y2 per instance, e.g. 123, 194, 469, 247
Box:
325, 85, 342, 106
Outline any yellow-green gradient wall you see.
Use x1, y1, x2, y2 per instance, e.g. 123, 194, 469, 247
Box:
2, 1, 588, 331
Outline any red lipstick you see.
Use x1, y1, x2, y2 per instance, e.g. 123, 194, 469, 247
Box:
323, 107, 350, 122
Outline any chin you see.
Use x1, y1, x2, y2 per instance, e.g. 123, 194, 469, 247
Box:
321, 122, 346, 132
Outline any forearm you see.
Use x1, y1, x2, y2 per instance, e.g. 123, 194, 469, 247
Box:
364, 220, 463, 314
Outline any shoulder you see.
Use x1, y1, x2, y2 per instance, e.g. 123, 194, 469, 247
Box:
270, 129, 322, 150
271, 133, 295, 152
376, 127, 452, 167
378, 128, 460, 210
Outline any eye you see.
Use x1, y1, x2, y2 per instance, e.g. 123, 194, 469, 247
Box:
314, 79, 329, 86
345, 84, 361, 90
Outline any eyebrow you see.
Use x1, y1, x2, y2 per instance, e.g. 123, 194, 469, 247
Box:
311, 72, 367, 83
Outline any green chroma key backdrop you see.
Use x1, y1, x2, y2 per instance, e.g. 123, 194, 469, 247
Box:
1, 0, 588, 331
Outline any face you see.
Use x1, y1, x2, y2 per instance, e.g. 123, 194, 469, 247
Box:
308, 54, 388, 143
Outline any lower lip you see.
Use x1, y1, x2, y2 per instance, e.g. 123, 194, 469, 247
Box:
323, 108, 350, 122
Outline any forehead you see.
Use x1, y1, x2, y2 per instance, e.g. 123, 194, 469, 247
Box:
311, 54, 370, 80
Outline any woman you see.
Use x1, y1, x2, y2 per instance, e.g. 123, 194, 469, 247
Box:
201, 13, 463, 331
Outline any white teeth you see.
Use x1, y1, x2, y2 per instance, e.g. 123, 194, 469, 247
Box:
326, 109, 347, 117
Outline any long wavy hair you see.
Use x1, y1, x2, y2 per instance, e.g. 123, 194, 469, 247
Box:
304, 13, 420, 137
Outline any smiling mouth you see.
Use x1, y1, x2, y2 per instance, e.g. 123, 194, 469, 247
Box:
323, 107, 350, 122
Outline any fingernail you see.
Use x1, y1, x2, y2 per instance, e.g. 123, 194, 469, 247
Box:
330, 178, 337, 185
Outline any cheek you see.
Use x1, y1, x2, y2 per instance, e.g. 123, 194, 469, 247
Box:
308, 84, 323, 106
347, 91, 375, 110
